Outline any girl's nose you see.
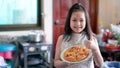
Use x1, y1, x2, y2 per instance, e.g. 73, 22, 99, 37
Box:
76, 21, 81, 25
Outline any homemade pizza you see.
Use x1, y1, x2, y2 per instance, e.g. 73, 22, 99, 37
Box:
61, 45, 90, 63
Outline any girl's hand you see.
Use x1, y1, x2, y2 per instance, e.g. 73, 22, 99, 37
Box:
54, 60, 74, 68
84, 37, 99, 52
85, 37, 104, 67
61, 61, 74, 67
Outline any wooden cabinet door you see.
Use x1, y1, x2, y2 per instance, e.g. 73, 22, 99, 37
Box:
53, 0, 78, 51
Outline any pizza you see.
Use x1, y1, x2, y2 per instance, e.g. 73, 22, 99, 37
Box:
62, 46, 89, 62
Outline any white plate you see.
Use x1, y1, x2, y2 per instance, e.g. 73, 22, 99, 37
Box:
60, 46, 92, 63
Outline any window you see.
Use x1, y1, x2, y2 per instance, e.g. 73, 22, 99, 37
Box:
0, 0, 41, 31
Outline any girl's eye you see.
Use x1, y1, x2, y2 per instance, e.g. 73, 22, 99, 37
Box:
72, 19, 77, 22
72, 19, 84, 23
80, 20, 84, 22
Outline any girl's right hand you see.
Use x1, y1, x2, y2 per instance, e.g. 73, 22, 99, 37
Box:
54, 60, 74, 68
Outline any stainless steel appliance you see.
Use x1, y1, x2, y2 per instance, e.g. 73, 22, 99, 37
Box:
28, 32, 44, 43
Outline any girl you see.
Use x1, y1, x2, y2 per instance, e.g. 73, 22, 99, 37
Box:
54, 3, 103, 68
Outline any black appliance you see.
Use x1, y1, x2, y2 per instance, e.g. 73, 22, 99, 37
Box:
17, 36, 53, 68
19, 42, 53, 68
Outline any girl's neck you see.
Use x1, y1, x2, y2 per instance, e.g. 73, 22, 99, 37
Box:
72, 31, 83, 34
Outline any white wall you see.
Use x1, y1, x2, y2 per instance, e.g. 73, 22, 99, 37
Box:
43, 0, 53, 44
0, 0, 53, 44
98, 0, 120, 29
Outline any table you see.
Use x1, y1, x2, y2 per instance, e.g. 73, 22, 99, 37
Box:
99, 46, 120, 61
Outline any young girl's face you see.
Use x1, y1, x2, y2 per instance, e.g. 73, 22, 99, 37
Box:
70, 11, 86, 33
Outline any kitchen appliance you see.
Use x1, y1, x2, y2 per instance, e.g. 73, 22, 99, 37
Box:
18, 42, 53, 68
28, 31, 44, 43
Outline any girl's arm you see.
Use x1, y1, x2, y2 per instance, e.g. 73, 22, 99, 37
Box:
54, 35, 69, 68
85, 37, 104, 67
92, 37, 104, 67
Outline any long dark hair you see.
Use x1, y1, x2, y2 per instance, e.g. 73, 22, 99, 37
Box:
64, 3, 93, 40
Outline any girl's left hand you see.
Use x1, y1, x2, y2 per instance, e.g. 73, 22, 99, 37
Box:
84, 37, 99, 52
85, 37, 104, 67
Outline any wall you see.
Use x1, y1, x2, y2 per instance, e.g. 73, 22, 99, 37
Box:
43, 0, 53, 44
98, 0, 120, 29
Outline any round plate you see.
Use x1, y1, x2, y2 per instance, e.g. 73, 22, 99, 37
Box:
60, 45, 92, 63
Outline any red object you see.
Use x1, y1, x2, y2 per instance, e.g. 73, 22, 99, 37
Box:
0, 51, 13, 59
107, 32, 112, 37
104, 44, 120, 51
102, 32, 113, 42
103, 32, 108, 42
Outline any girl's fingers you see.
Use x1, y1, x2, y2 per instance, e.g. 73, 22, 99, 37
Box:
84, 40, 91, 49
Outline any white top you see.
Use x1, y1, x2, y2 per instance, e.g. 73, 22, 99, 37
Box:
60, 32, 94, 68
